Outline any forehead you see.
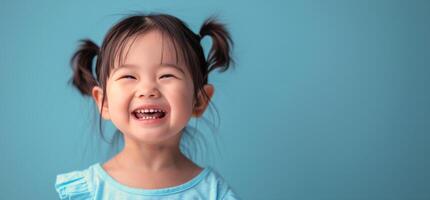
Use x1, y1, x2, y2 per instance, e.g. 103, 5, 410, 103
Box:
112, 30, 185, 73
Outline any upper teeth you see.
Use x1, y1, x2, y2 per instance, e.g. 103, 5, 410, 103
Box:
135, 109, 164, 113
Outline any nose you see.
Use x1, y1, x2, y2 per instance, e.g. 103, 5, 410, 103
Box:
135, 83, 161, 99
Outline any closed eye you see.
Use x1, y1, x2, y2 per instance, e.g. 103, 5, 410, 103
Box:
160, 74, 175, 79
120, 75, 135, 79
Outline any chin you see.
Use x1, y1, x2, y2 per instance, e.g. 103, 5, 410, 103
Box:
127, 131, 181, 146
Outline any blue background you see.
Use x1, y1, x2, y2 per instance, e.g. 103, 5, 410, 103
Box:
0, 0, 429, 199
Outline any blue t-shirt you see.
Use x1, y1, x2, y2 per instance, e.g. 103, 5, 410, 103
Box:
54, 163, 240, 200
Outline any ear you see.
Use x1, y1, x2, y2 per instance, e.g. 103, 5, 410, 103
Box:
92, 86, 111, 120
192, 84, 214, 117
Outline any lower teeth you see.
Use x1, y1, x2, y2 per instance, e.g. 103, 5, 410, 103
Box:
135, 115, 162, 120
133, 112, 166, 120
141, 116, 158, 120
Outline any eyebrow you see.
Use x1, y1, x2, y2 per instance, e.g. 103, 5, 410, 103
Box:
111, 63, 185, 75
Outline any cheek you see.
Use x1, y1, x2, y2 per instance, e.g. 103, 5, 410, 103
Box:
167, 82, 194, 111
107, 84, 131, 113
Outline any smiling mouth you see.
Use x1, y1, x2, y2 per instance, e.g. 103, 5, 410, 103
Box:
132, 109, 167, 120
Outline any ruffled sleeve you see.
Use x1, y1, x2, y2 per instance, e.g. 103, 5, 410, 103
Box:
55, 170, 93, 200
221, 187, 241, 200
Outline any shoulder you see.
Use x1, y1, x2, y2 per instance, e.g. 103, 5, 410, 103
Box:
54, 163, 98, 200
204, 167, 241, 200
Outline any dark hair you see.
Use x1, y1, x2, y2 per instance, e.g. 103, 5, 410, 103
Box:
67, 12, 234, 161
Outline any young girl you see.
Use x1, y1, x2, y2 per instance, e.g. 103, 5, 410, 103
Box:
54, 12, 240, 200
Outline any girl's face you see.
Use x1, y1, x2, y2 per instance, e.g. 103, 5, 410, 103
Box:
92, 30, 210, 146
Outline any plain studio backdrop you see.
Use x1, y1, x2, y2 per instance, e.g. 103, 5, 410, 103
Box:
0, 0, 429, 199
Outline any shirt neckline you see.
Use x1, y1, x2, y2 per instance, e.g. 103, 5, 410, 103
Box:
93, 162, 210, 196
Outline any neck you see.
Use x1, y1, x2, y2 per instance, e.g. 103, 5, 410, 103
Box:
114, 136, 189, 173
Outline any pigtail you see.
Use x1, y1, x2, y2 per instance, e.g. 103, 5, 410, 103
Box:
199, 16, 234, 73
68, 39, 100, 96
